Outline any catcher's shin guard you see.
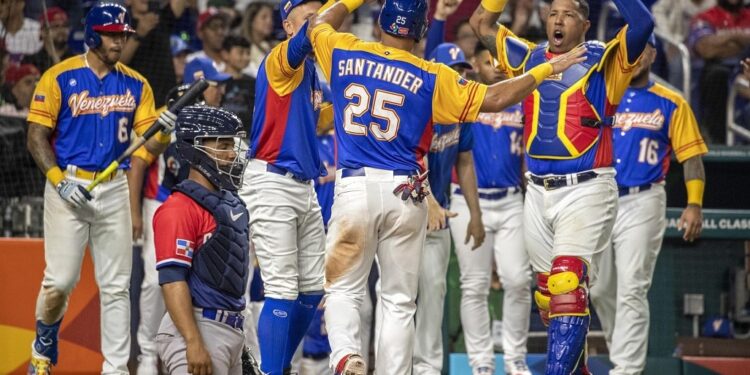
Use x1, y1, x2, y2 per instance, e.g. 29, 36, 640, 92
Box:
545, 256, 591, 375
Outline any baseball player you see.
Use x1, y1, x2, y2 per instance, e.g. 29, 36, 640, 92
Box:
470, 0, 654, 372
25, 3, 175, 373
153, 105, 250, 374
129, 79, 223, 374
414, 42, 485, 375
589, 37, 707, 375
308, 0, 585, 373
449, 41, 531, 375
238, 1, 339, 374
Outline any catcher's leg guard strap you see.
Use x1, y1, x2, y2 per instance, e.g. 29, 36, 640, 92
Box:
548, 256, 589, 318
535, 272, 551, 326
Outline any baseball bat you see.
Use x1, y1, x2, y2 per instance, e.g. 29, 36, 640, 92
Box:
85, 78, 209, 191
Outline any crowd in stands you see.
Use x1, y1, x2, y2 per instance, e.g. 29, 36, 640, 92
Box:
0, 0, 749, 184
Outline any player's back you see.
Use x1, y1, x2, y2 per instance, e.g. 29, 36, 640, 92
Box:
311, 25, 486, 173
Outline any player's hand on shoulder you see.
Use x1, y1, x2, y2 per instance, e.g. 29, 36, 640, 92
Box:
549, 45, 587, 74
186, 339, 213, 375
56, 179, 93, 209
679, 204, 702, 242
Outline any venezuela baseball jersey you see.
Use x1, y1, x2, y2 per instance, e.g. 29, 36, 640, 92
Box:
471, 104, 524, 189
493, 26, 639, 176
27, 55, 157, 171
249, 28, 325, 181
428, 123, 473, 209
153, 192, 245, 311
310, 23, 488, 172
613, 82, 707, 187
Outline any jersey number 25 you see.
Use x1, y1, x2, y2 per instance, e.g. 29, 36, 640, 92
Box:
343, 84, 404, 142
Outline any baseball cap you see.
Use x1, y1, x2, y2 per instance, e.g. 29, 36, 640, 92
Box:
280, 0, 319, 21
39, 6, 68, 25
183, 57, 231, 84
429, 43, 473, 71
197, 7, 230, 31
5, 64, 41, 86
170, 35, 194, 57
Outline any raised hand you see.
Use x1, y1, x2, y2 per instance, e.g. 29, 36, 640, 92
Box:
549, 44, 587, 74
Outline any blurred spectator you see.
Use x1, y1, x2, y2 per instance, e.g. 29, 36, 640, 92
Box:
689, 0, 750, 143
22, 7, 74, 73
653, 0, 715, 41
188, 7, 230, 70
220, 35, 255, 133
183, 56, 230, 107
240, 1, 274, 77
454, 19, 478, 60
208, 0, 241, 30
171, 34, 195, 84
122, 0, 190, 107
0, 0, 43, 62
738, 58, 750, 133
0, 63, 39, 118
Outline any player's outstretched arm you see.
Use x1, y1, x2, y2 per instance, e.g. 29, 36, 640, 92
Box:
307, 0, 363, 39
611, 0, 654, 64
162, 281, 213, 374
469, 0, 507, 58
480, 45, 587, 113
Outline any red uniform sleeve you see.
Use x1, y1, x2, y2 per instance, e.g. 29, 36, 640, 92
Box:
153, 194, 201, 269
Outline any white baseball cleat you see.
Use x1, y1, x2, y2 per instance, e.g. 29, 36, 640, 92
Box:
335, 354, 366, 375
28, 356, 52, 375
505, 359, 532, 375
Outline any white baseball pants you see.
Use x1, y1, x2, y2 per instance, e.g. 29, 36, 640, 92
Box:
413, 228, 451, 375
523, 169, 618, 278
137, 197, 166, 375
37, 175, 132, 374
590, 185, 666, 375
239, 160, 326, 300
324, 168, 427, 375
450, 189, 531, 372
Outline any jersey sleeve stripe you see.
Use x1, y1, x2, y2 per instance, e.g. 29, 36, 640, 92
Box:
673, 139, 707, 154
156, 258, 192, 269
134, 116, 157, 129
29, 109, 53, 118
459, 82, 479, 123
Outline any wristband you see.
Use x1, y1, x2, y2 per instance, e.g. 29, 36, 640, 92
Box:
154, 130, 172, 145
46, 166, 65, 186
686, 179, 705, 207
528, 62, 553, 84
340, 0, 365, 13
481, 0, 508, 13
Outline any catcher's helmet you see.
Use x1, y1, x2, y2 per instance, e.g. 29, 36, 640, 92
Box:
84, 3, 135, 49
176, 105, 248, 191
378, 0, 429, 41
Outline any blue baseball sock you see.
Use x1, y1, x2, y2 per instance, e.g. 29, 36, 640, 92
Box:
258, 298, 295, 375
285, 291, 324, 366
33, 319, 62, 365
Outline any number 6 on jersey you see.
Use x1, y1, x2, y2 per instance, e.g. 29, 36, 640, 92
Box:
343, 83, 404, 142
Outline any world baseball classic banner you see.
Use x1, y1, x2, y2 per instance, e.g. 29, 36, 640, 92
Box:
665, 208, 750, 240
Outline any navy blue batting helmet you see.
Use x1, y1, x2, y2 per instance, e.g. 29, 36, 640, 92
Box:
176, 105, 248, 190
378, 0, 429, 41
84, 3, 135, 49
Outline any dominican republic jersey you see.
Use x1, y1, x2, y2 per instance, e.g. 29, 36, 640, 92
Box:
428, 124, 473, 208
613, 82, 707, 187
153, 192, 244, 310
471, 104, 524, 188
494, 26, 641, 176
249, 35, 325, 181
315, 133, 336, 227
310, 24, 488, 172
27, 55, 157, 171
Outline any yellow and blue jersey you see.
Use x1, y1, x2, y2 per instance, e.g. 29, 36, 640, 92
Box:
249, 31, 326, 181
613, 82, 707, 187
27, 55, 157, 171
310, 23, 487, 172
428, 123, 473, 209
494, 26, 641, 175
471, 104, 525, 189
